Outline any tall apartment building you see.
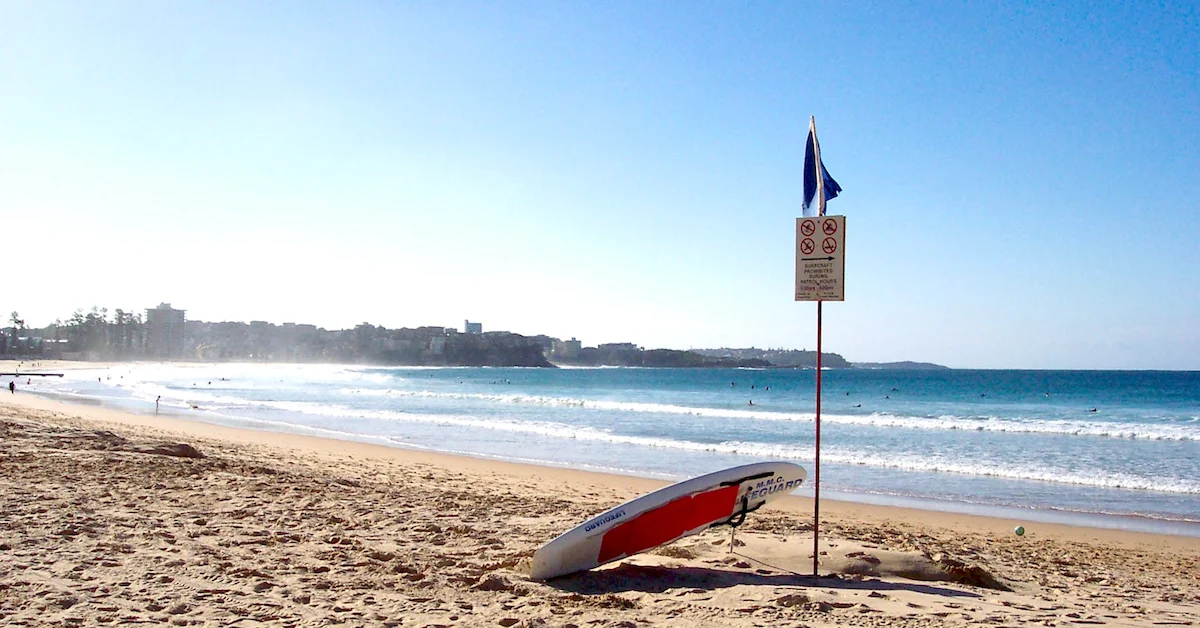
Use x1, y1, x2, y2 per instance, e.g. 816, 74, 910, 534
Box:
552, 337, 582, 359
145, 303, 186, 358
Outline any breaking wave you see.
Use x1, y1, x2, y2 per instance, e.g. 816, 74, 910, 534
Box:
335, 388, 1200, 441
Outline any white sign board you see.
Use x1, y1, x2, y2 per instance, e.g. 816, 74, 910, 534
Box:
795, 215, 846, 301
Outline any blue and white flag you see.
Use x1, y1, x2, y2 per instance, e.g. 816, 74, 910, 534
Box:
802, 117, 842, 217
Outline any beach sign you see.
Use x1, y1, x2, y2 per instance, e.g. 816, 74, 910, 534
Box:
795, 215, 846, 301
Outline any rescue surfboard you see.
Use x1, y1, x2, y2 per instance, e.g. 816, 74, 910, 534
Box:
529, 461, 806, 580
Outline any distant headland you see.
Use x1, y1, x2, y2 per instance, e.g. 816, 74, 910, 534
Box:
2, 304, 945, 369
849, 361, 951, 371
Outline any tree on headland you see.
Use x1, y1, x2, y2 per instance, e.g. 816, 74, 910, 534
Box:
62, 307, 112, 354
66, 309, 86, 349
4, 312, 23, 354
87, 307, 109, 353
353, 322, 380, 359
108, 309, 144, 358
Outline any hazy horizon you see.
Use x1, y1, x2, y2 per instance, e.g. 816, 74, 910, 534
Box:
3, 3, 1197, 370
8, 303, 1198, 370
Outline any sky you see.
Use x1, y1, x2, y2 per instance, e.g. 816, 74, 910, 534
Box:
2, 2, 1198, 369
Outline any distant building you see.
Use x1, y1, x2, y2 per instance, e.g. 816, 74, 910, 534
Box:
145, 303, 186, 358
598, 342, 640, 352
552, 337, 582, 359
464, 320, 483, 334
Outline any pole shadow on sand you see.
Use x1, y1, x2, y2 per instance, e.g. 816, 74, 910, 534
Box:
543, 561, 982, 599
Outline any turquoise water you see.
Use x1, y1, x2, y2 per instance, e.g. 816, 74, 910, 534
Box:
22, 364, 1200, 536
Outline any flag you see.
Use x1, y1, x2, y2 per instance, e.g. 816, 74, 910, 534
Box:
802, 117, 842, 217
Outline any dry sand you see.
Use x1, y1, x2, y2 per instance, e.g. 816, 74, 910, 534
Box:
1, 388, 1198, 627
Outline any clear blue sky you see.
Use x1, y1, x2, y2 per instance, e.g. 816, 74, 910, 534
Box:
3, 2, 1197, 369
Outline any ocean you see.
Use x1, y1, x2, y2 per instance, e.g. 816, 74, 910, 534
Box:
19, 364, 1200, 536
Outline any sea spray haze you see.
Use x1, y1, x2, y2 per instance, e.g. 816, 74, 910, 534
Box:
31, 364, 1200, 535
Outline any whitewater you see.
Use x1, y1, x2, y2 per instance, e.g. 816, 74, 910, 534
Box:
22, 363, 1200, 536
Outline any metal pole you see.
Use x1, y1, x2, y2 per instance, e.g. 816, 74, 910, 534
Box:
813, 300, 823, 576
811, 115, 826, 577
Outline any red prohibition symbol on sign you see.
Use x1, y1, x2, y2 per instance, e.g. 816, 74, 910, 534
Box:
822, 219, 838, 235
800, 220, 816, 237
800, 238, 816, 255
822, 237, 837, 254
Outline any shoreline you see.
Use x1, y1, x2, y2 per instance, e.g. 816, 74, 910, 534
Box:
7, 371, 1200, 539
3, 389, 1199, 626
3, 390, 1197, 548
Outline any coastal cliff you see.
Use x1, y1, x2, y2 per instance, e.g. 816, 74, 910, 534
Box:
552, 347, 769, 368
693, 348, 852, 369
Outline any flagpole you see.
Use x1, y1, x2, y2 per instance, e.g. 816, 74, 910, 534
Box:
814, 300, 823, 576
810, 115, 826, 577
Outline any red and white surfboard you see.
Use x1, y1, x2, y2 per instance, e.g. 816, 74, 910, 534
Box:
529, 461, 807, 580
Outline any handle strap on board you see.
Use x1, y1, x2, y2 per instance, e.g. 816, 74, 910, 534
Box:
714, 496, 765, 529
719, 471, 774, 487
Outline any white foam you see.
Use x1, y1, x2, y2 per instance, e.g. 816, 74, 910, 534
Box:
335, 388, 1200, 441
817, 449, 1200, 496
251, 399, 1200, 496
34, 368, 1199, 498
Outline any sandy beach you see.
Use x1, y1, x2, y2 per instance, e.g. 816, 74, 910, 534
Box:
2, 382, 1198, 627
